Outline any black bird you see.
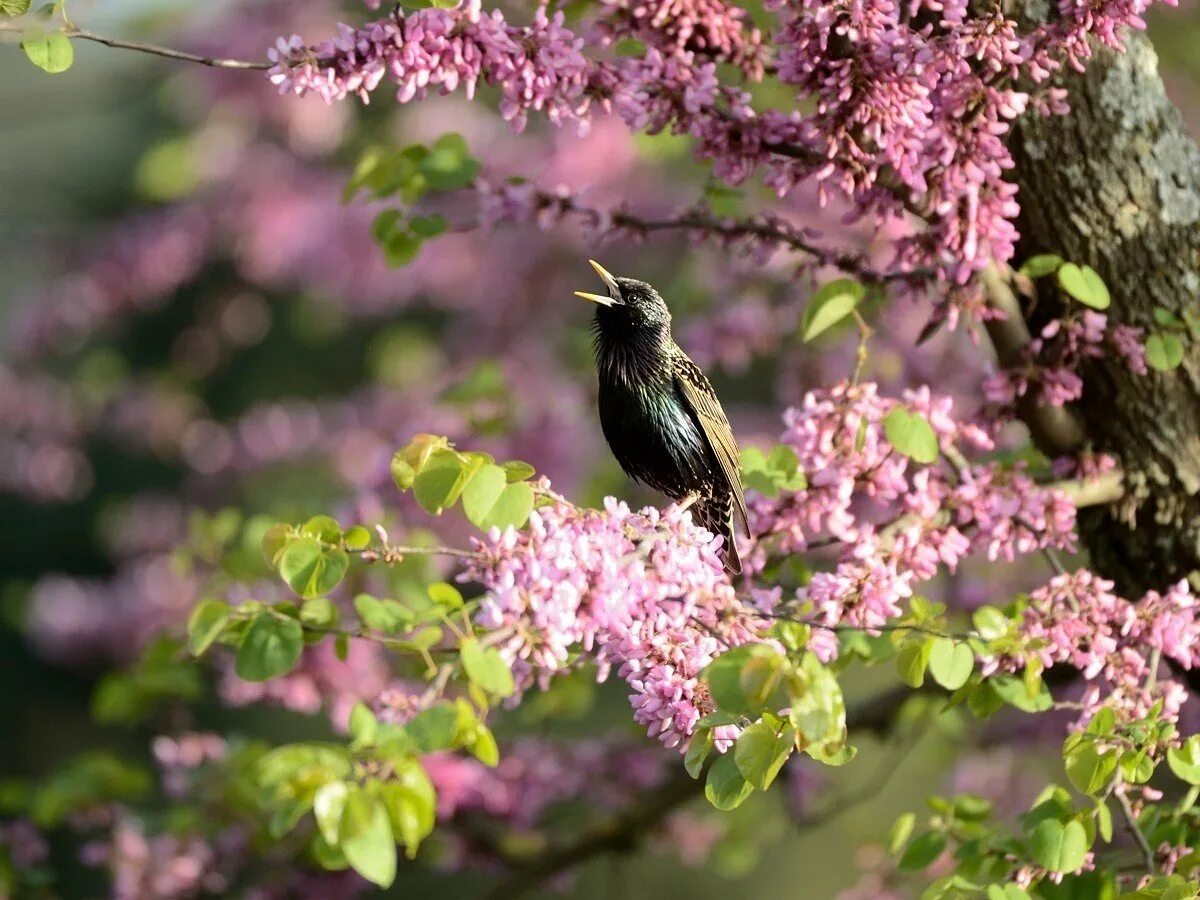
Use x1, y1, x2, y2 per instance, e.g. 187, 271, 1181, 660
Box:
576, 260, 749, 574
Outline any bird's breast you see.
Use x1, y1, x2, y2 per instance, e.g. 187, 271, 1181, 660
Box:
597, 379, 708, 493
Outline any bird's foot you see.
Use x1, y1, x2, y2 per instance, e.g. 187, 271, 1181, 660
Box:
676, 491, 701, 513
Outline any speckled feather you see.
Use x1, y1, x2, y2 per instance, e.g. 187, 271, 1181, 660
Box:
587, 273, 748, 573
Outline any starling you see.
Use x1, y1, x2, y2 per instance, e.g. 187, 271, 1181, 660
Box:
576, 259, 749, 574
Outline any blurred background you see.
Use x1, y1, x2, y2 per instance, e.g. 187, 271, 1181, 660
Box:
1, 1, 1198, 896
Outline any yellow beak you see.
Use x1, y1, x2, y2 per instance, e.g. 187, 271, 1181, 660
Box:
575, 259, 623, 306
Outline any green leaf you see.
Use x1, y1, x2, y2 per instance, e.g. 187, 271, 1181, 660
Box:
349, 702, 379, 747
888, 812, 916, 855
470, 725, 500, 767
343, 526, 372, 551
899, 831, 947, 871
1057, 263, 1110, 310
313, 781, 349, 845
0, 0, 33, 17
972, 606, 1009, 641
1019, 254, 1064, 279
704, 752, 754, 810
501, 460, 536, 482
187, 600, 230, 656
1168, 735, 1200, 785
354, 594, 414, 635
1095, 800, 1113, 843
896, 639, 932, 688
301, 515, 342, 542
22, 24, 73, 73
734, 721, 793, 790
928, 638, 974, 690
802, 278, 864, 341
406, 704, 459, 752
1121, 748, 1156, 784
1146, 332, 1185, 372
418, 133, 479, 191
300, 596, 339, 630
460, 639, 516, 697
986, 887, 1031, 900
882, 408, 939, 465
991, 675, 1053, 713
789, 655, 847, 750
703, 645, 774, 714
412, 450, 473, 515
278, 536, 349, 600
480, 482, 533, 531
340, 788, 396, 888
409, 214, 447, 238
236, 613, 304, 682
262, 523, 291, 567
427, 582, 463, 609
1154, 306, 1185, 329
1029, 818, 1088, 873
461, 464, 507, 527
1065, 743, 1117, 795
685, 728, 714, 779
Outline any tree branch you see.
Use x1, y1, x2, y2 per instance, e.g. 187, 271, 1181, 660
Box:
0, 21, 271, 69
477, 684, 921, 898
980, 264, 1088, 457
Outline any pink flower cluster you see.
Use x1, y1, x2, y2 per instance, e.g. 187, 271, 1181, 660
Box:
749, 381, 1076, 657
265, 0, 1174, 292
590, 0, 767, 77
983, 311, 1148, 408
268, 1, 594, 132
152, 732, 228, 800
465, 494, 766, 750
999, 570, 1198, 725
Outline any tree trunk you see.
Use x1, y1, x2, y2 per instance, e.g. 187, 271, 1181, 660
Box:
1007, 32, 1200, 597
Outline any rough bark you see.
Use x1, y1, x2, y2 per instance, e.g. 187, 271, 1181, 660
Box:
1007, 32, 1200, 597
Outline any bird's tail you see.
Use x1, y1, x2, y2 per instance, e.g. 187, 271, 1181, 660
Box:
695, 498, 742, 576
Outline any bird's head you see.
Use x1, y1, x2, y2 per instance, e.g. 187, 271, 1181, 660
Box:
575, 260, 672, 342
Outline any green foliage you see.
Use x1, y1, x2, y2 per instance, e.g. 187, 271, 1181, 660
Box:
254, 729, 441, 887
802, 278, 864, 341
1019, 254, 1064, 279
236, 612, 304, 682
705, 752, 755, 811
21, 23, 73, 73
391, 435, 536, 530
697, 648, 851, 809
0, 0, 33, 16
734, 718, 792, 790
1056, 263, 1111, 310
92, 637, 202, 724
1168, 736, 1200, 785
1029, 818, 1089, 873
460, 638, 516, 698
345, 134, 478, 267
740, 444, 807, 497
12, 753, 152, 827
1146, 332, 1186, 371
928, 637, 974, 691
883, 407, 939, 464
1063, 739, 1118, 796
279, 535, 349, 600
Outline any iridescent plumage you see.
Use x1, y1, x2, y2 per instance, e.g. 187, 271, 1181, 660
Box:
577, 261, 748, 573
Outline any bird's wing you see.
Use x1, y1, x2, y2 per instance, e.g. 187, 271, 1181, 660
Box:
673, 354, 750, 536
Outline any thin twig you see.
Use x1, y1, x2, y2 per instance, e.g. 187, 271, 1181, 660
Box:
0, 21, 272, 69
1116, 789, 1157, 876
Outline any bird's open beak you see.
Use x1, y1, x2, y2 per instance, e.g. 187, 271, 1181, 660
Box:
575, 259, 623, 307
